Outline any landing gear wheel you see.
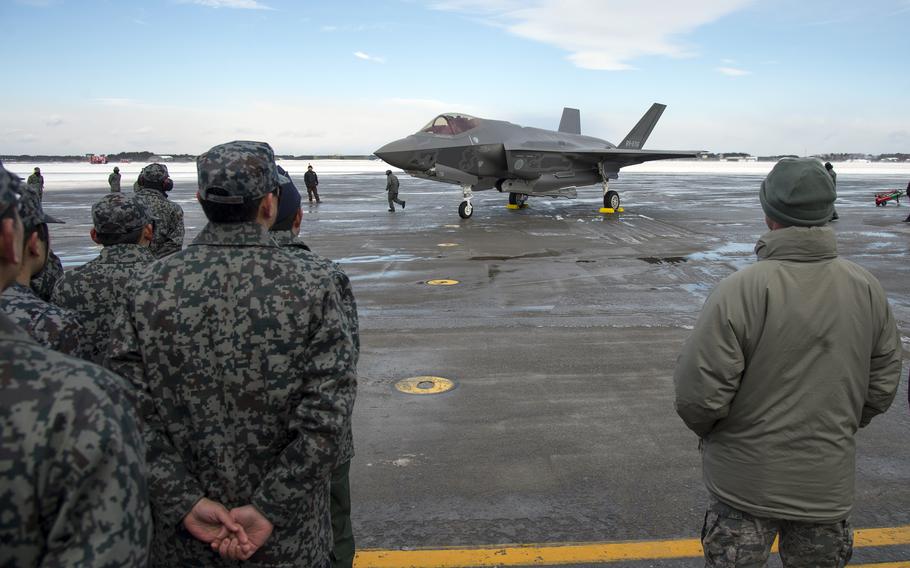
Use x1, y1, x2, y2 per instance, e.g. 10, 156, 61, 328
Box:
458, 201, 474, 219
604, 190, 620, 210
508, 192, 528, 207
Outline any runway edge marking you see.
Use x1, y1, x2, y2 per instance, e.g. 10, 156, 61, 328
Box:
354, 525, 910, 567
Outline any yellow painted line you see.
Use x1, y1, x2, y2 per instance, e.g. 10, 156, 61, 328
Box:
852, 563, 910, 568
394, 376, 455, 395
355, 525, 910, 567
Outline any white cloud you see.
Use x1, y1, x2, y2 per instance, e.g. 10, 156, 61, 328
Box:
717, 66, 751, 76
354, 51, 385, 64
45, 116, 64, 127
429, 0, 753, 70
385, 98, 468, 112
178, 0, 273, 10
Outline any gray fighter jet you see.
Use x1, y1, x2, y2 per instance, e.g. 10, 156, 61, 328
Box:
375, 104, 699, 218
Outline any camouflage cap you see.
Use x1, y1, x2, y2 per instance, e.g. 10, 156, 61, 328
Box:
140, 163, 169, 184
19, 186, 63, 229
197, 140, 279, 204
92, 193, 153, 234
0, 165, 23, 216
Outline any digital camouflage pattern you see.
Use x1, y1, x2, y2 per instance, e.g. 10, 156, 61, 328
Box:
0, 311, 152, 566
92, 192, 153, 234
139, 163, 170, 186
106, 221, 357, 567
1, 282, 90, 358
0, 164, 23, 210
30, 248, 63, 302
197, 140, 279, 202
272, 230, 358, 465
135, 187, 184, 258
18, 185, 61, 229
51, 245, 156, 364
26, 170, 43, 200
702, 496, 853, 567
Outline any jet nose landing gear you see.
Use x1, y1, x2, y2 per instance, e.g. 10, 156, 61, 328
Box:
458, 184, 475, 219
604, 190, 620, 210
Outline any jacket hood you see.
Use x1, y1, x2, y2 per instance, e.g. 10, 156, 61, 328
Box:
754, 226, 838, 262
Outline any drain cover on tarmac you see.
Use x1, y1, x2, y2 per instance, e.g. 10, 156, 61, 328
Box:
426, 279, 459, 286
395, 376, 455, 395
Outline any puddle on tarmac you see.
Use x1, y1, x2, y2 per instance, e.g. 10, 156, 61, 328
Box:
336, 254, 423, 264
470, 250, 560, 261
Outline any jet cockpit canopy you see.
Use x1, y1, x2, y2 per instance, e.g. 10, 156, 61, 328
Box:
419, 114, 482, 136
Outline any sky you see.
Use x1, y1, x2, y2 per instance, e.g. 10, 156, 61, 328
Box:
1, 0, 908, 156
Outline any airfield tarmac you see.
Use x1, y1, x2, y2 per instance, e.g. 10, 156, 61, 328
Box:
28, 161, 910, 567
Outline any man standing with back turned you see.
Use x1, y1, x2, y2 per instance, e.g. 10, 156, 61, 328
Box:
674, 158, 902, 567
107, 141, 357, 567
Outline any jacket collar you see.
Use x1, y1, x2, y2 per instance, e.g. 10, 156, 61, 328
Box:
4, 282, 37, 300
190, 222, 278, 248
99, 244, 157, 263
755, 226, 838, 262
0, 310, 33, 344
269, 230, 310, 250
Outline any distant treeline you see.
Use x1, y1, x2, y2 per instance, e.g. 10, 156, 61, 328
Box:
1, 153, 381, 163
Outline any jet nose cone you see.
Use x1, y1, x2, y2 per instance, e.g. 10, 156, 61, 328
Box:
374, 138, 411, 168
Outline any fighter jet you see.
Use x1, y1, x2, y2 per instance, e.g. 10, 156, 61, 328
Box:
374, 104, 699, 218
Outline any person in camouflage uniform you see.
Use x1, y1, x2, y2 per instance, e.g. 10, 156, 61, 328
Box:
30, 240, 63, 300
0, 164, 152, 566
109, 165, 122, 192
271, 166, 359, 568
107, 141, 357, 567
51, 193, 156, 364
135, 162, 184, 258
27, 166, 44, 200
0, 185, 89, 358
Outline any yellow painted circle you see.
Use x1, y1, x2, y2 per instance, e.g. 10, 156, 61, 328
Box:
426, 279, 459, 286
395, 376, 456, 395
437, 242, 459, 247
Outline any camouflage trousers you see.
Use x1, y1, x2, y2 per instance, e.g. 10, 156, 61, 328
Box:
701, 496, 853, 567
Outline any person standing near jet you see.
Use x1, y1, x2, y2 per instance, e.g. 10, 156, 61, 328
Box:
109, 166, 122, 192
51, 193, 156, 364
385, 170, 405, 212
905, 180, 910, 222
675, 158, 902, 567
0, 187, 89, 358
107, 141, 356, 566
0, 164, 152, 568
134, 162, 184, 258
270, 167, 359, 568
825, 162, 839, 220
27, 166, 44, 200
304, 164, 321, 203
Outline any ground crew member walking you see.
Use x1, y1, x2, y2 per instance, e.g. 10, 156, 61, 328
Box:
386, 169, 405, 212
107, 141, 357, 567
304, 164, 321, 203
109, 166, 122, 192
674, 158, 902, 567
270, 167, 359, 568
0, 187, 89, 358
51, 193, 156, 364
27, 166, 43, 200
134, 162, 184, 258
0, 164, 152, 567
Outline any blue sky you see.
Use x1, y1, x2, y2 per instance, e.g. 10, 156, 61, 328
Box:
1, 0, 908, 155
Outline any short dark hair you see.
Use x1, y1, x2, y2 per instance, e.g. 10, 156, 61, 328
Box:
23, 223, 48, 252
200, 187, 272, 223
95, 227, 145, 246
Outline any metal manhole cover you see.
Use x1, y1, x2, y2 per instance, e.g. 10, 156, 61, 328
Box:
395, 376, 456, 395
426, 279, 459, 286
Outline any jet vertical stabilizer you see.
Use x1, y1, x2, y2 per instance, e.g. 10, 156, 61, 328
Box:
618, 103, 666, 149
558, 107, 581, 135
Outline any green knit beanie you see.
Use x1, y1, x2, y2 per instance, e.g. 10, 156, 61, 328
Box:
760, 158, 836, 226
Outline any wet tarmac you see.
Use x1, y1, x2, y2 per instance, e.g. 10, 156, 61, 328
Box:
34, 164, 910, 566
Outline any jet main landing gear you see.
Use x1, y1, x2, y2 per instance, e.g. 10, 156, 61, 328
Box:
458, 184, 474, 219
508, 192, 528, 208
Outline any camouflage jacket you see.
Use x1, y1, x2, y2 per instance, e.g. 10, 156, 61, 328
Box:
1, 282, 90, 358
135, 187, 185, 258
27, 173, 44, 199
30, 248, 63, 301
273, 230, 358, 465
51, 244, 156, 364
109, 171, 122, 192
0, 312, 152, 566
106, 222, 357, 567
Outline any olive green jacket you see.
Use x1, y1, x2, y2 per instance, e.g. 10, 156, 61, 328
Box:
674, 226, 902, 522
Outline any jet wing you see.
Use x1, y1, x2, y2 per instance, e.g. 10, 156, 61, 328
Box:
504, 142, 699, 172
